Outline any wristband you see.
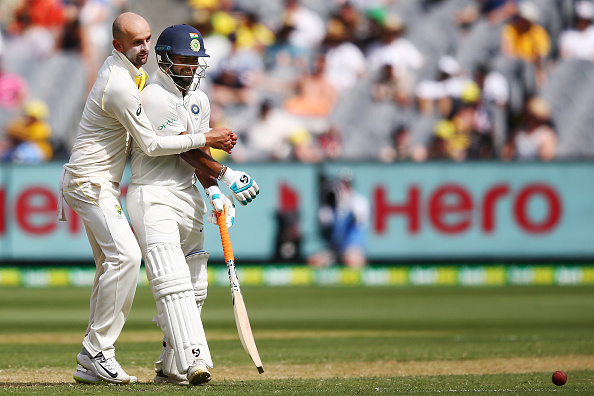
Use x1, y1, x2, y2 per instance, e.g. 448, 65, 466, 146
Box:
217, 166, 227, 181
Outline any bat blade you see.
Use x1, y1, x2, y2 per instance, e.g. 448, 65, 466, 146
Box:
228, 261, 264, 373
217, 210, 264, 374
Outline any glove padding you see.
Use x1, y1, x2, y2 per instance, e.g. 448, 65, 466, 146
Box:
205, 186, 235, 229
220, 167, 259, 206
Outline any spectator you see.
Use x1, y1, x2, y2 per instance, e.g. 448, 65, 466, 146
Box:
240, 100, 321, 162
0, 59, 29, 110
416, 55, 470, 117
210, 33, 264, 106
317, 125, 342, 161
426, 119, 456, 161
425, 85, 495, 162
473, 62, 510, 154
322, 18, 366, 92
1, 99, 52, 163
5, 0, 65, 58
501, 96, 557, 161
366, 13, 424, 90
264, 21, 310, 71
474, 62, 509, 108
235, 11, 275, 51
283, 0, 326, 52
284, 54, 337, 132
501, 1, 551, 89
371, 63, 412, 107
333, 1, 371, 47
378, 123, 413, 162
308, 168, 370, 269
558, 1, 594, 61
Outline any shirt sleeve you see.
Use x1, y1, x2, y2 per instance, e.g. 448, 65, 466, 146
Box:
102, 78, 204, 156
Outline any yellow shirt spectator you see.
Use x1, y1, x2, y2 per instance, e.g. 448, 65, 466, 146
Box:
502, 23, 550, 61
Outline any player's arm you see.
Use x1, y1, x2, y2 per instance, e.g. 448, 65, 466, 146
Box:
179, 93, 257, 205
193, 147, 236, 228
179, 147, 259, 206
106, 84, 234, 155
104, 84, 204, 155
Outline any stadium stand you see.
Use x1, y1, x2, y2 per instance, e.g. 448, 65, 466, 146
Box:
0, 0, 591, 163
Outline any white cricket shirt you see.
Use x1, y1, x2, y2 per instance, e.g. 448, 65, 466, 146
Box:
64, 50, 205, 182
130, 69, 210, 189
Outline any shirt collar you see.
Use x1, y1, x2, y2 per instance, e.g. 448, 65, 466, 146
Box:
112, 49, 147, 81
155, 68, 184, 99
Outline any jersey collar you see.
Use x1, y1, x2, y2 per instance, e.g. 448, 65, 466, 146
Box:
112, 50, 147, 87
155, 68, 184, 99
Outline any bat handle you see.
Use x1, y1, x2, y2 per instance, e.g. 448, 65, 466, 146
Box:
216, 210, 235, 262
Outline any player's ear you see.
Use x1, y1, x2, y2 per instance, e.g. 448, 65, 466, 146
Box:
113, 39, 123, 52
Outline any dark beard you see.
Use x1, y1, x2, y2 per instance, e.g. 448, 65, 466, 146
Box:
172, 75, 192, 87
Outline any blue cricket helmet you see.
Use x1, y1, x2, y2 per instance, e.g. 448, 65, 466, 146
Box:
155, 24, 210, 57
155, 24, 210, 91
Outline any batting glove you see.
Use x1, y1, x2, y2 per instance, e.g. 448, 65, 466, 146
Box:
219, 167, 259, 206
205, 186, 236, 228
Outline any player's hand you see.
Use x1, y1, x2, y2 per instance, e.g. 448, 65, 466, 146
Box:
205, 128, 237, 154
205, 187, 235, 228
220, 167, 259, 206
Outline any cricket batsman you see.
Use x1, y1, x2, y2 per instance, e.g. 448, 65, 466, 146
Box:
125, 24, 259, 385
58, 13, 237, 384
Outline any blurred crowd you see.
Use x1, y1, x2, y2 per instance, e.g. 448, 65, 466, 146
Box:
1, 0, 594, 163
0, 0, 124, 162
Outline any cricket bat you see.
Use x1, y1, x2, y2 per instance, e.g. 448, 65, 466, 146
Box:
216, 210, 264, 374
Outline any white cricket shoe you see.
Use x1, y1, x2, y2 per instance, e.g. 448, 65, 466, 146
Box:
76, 347, 131, 384
154, 369, 189, 385
74, 364, 138, 384
187, 360, 211, 385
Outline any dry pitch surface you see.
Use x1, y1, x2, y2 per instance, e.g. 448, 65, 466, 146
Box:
1, 330, 592, 384
1, 356, 592, 383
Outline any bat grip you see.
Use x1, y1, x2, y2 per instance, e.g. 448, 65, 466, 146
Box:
216, 210, 235, 262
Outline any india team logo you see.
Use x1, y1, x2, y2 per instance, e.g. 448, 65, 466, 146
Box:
191, 104, 200, 114
190, 38, 201, 52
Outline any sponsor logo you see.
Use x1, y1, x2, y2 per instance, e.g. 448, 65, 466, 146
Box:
136, 103, 142, 116
157, 116, 179, 130
95, 352, 118, 378
190, 39, 201, 52
98, 362, 119, 378
191, 104, 199, 114
192, 348, 201, 357
114, 205, 122, 216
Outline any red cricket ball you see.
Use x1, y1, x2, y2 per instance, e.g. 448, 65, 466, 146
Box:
552, 370, 567, 386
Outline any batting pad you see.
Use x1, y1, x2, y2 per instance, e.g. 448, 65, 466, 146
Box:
154, 335, 183, 379
146, 244, 212, 373
187, 250, 209, 309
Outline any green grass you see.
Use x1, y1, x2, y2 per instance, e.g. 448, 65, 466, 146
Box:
0, 284, 593, 394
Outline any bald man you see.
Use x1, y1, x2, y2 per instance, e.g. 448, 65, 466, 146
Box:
59, 13, 236, 385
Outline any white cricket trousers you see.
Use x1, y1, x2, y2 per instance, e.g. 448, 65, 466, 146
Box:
61, 170, 142, 359
125, 184, 207, 255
